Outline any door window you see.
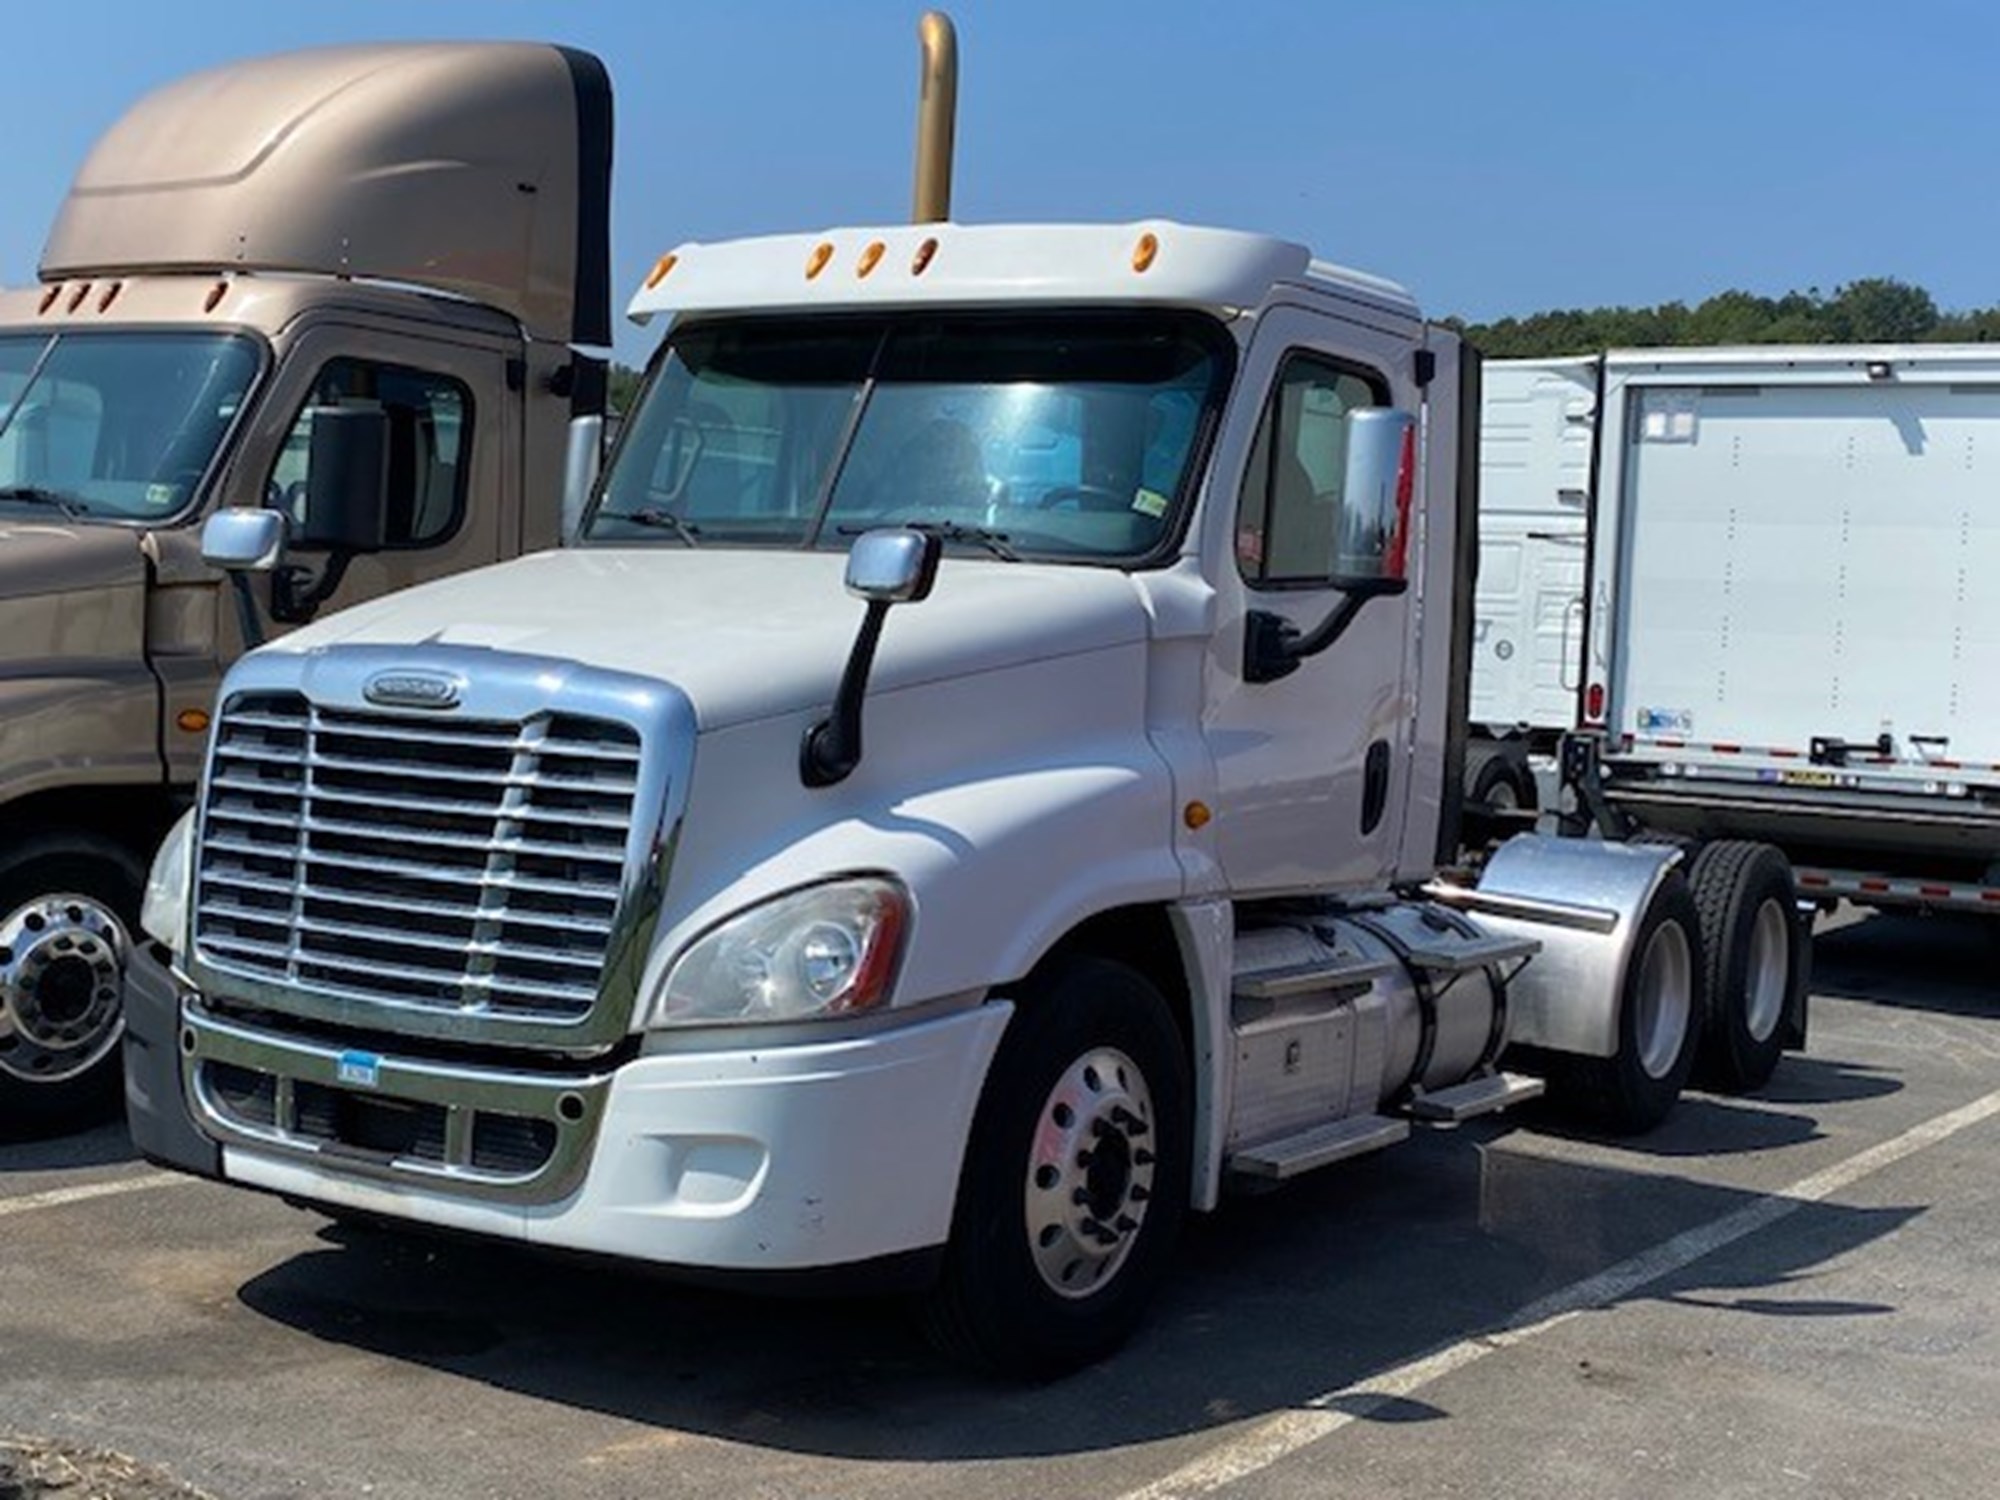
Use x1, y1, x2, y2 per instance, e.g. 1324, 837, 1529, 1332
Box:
1237, 354, 1385, 586
268, 360, 471, 548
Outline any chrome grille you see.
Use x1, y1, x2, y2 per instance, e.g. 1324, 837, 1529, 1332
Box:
192, 690, 641, 1024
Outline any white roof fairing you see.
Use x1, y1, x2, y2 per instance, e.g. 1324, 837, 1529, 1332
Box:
626, 221, 1420, 324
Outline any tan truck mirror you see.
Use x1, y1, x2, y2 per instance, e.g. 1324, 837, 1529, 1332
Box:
292, 406, 391, 553
200, 509, 286, 573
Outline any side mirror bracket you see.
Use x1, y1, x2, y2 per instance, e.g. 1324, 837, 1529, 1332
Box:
801, 529, 943, 788
1243, 577, 1407, 684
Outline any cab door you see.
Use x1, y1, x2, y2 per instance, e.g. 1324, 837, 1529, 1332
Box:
209, 316, 522, 655
1199, 303, 1425, 896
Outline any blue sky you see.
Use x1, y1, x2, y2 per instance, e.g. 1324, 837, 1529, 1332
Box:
5, 1, 1996, 363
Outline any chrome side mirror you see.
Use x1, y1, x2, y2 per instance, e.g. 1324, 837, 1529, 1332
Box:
1332, 407, 1417, 583
201, 508, 286, 573
844, 526, 942, 604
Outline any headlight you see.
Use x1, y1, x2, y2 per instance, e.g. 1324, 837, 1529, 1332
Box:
651, 877, 910, 1027
142, 809, 197, 950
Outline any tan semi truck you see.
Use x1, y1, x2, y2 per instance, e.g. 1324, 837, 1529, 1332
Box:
0, 41, 613, 1130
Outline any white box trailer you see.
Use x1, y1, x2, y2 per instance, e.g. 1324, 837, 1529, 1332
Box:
1571, 344, 2000, 915
1465, 357, 1596, 809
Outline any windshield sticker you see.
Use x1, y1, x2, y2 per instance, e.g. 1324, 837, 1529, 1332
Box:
1131, 487, 1169, 518
144, 483, 181, 510
1637, 706, 1694, 735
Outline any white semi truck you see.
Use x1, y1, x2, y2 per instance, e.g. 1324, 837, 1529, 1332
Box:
119, 19, 1809, 1375
0, 42, 613, 1131
1465, 357, 1597, 812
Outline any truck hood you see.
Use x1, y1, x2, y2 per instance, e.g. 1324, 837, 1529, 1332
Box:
0, 519, 146, 602
268, 547, 1155, 729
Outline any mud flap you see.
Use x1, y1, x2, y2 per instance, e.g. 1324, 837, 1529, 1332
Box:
122, 942, 221, 1179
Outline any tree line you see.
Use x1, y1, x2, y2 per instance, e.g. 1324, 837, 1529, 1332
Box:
1450, 277, 2000, 358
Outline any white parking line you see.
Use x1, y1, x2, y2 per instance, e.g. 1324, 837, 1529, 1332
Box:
0, 1170, 186, 1219
1120, 1084, 2000, 1500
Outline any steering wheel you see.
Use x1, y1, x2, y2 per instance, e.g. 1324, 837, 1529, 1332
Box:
1033, 484, 1131, 514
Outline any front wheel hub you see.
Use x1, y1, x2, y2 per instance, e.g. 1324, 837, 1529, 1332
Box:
1023, 1046, 1157, 1299
0, 895, 129, 1083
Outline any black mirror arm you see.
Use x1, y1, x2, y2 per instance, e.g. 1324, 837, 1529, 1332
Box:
801, 599, 893, 788
269, 551, 355, 626
1243, 577, 1407, 685
227, 573, 267, 650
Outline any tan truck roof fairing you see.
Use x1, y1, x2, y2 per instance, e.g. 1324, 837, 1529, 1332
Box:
40, 42, 612, 347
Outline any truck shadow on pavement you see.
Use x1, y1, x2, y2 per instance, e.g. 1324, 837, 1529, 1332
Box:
232, 1117, 1919, 1462
1812, 909, 1997, 1018
0, 1117, 137, 1168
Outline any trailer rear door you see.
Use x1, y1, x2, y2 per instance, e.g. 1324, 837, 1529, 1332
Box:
1612, 380, 2000, 769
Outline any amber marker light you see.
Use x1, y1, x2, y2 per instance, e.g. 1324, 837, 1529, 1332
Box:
37, 285, 60, 314
644, 252, 678, 288
1183, 800, 1212, 830
857, 240, 887, 278
176, 708, 211, 734
97, 282, 123, 313
806, 241, 835, 279
1132, 232, 1160, 273
67, 282, 94, 313
911, 236, 940, 276
203, 280, 229, 313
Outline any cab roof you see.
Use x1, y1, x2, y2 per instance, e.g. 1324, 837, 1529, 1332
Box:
40, 42, 612, 346
626, 221, 1419, 326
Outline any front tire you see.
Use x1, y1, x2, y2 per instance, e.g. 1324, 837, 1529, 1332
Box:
1686, 841, 1805, 1093
1465, 742, 1539, 814
0, 835, 145, 1137
923, 956, 1190, 1377
1547, 870, 1704, 1134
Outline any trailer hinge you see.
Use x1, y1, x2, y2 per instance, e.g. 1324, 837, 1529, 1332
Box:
1413, 349, 1437, 388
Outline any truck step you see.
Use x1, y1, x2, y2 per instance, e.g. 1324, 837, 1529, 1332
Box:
1226, 1114, 1410, 1181
1232, 954, 1396, 1000
1397, 930, 1541, 974
1402, 1071, 1546, 1123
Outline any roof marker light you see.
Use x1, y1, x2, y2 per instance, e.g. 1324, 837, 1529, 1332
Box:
1132, 232, 1160, 273
67, 282, 93, 313
204, 280, 229, 313
97, 282, 123, 313
806, 241, 835, 280
38, 285, 60, 315
911, 236, 939, 276
857, 240, 886, 278
644, 252, 678, 288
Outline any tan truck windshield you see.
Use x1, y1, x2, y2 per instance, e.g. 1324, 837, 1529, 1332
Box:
0, 331, 261, 522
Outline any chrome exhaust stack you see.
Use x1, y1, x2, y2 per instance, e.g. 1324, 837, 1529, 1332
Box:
912, 10, 958, 223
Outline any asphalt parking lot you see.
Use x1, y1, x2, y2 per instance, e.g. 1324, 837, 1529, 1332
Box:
3, 907, 1996, 1500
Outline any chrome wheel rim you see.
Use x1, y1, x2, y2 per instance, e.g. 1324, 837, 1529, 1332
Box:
1633, 920, 1693, 1080
1024, 1046, 1157, 1300
1744, 898, 1790, 1044
0, 893, 130, 1084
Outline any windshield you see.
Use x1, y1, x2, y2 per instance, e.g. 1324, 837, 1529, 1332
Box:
587, 312, 1230, 560
0, 332, 261, 521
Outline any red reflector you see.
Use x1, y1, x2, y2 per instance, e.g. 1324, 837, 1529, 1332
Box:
1384, 422, 1417, 581
1981, 890, 2000, 903
1859, 880, 1891, 893
1919, 886, 1952, 898
1798, 874, 1829, 887
1585, 683, 1605, 721
1771, 747, 1801, 758
1712, 743, 1741, 754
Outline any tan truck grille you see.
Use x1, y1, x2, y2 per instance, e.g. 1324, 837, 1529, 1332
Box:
192, 690, 641, 1024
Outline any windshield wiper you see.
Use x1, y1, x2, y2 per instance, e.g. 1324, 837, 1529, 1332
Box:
0, 485, 90, 520
626, 507, 702, 546
838, 520, 1019, 561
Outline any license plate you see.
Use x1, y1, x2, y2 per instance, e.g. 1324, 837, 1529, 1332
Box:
1779, 769, 1838, 788
336, 1050, 382, 1089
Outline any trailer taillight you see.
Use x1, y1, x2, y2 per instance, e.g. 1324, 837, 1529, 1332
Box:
1585, 682, 1606, 722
